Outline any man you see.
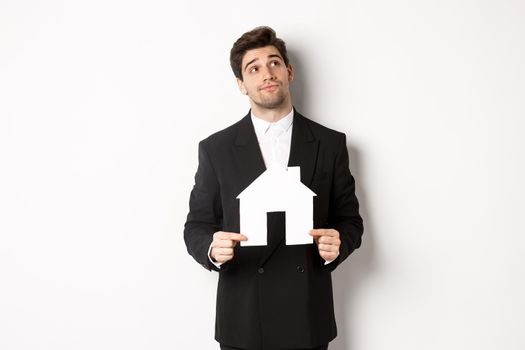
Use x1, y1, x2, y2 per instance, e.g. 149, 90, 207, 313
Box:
184, 26, 363, 350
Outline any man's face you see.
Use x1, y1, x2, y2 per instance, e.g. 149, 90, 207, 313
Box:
237, 45, 294, 110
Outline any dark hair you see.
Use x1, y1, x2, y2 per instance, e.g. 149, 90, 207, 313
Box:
230, 26, 290, 81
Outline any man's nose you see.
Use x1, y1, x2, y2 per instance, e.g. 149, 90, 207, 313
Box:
262, 66, 276, 81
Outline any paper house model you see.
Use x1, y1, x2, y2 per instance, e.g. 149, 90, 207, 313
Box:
237, 165, 317, 246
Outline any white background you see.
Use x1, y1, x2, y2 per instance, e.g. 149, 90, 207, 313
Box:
1, 1, 524, 349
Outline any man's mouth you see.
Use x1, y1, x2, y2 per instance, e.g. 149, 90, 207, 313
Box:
260, 84, 279, 92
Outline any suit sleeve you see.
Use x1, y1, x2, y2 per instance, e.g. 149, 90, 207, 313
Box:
324, 133, 364, 272
184, 140, 223, 271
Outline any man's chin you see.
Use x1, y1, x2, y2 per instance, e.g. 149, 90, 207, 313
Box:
252, 96, 287, 110
254, 101, 286, 110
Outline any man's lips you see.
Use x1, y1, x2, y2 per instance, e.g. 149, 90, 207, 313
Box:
260, 84, 279, 91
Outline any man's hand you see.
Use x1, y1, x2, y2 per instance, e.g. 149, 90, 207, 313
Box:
210, 231, 247, 264
309, 229, 341, 261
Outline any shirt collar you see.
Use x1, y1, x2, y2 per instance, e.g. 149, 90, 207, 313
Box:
251, 107, 294, 139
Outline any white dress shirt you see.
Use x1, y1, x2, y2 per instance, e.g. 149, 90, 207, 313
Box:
250, 108, 294, 169
208, 108, 338, 267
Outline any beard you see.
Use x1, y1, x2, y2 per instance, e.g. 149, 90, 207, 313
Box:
250, 86, 287, 109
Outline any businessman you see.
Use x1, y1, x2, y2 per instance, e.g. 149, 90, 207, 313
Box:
184, 26, 364, 350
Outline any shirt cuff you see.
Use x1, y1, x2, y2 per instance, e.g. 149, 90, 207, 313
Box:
323, 251, 340, 265
208, 243, 222, 269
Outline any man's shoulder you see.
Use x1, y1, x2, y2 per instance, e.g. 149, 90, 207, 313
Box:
296, 112, 346, 140
199, 113, 250, 148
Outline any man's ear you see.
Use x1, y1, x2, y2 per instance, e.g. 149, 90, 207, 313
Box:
287, 63, 294, 82
236, 78, 248, 95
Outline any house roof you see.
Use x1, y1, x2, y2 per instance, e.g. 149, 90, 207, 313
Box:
237, 165, 316, 199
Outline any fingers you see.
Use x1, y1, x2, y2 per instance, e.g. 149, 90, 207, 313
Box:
309, 229, 338, 237
317, 240, 339, 260
310, 229, 341, 261
213, 239, 238, 248
212, 232, 248, 248
214, 231, 247, 241
210, 245, 235, 264
317, 243, 339, 253
213, 247, 234, 259
318, 235, 341, 245
212, 252, 233, 264
211, 231, 247, 263
309, 229, 340, 245
319, 250, 338, 261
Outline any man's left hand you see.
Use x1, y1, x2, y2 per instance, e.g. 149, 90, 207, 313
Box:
309, 229, 340, 261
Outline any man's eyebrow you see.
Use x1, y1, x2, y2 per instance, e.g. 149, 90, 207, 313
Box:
244, 58, 259, 72
243, 54, 284, 71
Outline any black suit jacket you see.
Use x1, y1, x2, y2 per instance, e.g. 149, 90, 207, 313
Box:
184, 109, 363, 349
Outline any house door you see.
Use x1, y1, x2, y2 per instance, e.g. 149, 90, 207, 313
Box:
266, 211, 286, 246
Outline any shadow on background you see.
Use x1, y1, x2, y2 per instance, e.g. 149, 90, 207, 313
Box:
289, 49, 376, 350
289, 49, 313, 115
330, 144, 376, 350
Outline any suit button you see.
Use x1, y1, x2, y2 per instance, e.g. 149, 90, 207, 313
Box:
296, 265, 305, 273
257, 267, 264, 274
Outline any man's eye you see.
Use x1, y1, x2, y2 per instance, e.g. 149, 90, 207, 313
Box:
271, 61, 280, 66
250, 67, 258, 73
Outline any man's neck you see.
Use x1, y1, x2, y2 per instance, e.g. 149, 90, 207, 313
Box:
250, 101, 293, 123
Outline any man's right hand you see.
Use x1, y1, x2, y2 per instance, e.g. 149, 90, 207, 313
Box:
210, 231, 247, 264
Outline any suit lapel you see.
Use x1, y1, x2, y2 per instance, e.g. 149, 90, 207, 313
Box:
287, 111, 319, 188
232, 112, 267, 195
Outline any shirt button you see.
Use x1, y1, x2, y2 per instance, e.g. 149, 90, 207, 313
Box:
296, 265, 305, 273
257, 267, 265, 274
